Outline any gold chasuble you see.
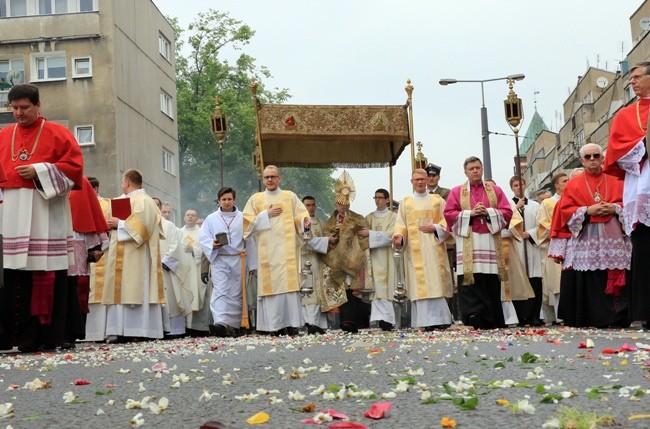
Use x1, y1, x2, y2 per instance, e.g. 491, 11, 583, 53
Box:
243, 190, 308, 297
102, 192, 165, 305
320, 210, 371, 311
393, 194, 453, 301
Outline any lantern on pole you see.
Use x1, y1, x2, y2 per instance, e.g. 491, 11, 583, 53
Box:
211, 96, 228, 188
504, 77, 529, 276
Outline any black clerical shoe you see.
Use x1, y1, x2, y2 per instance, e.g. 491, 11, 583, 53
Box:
378, 320, 394, 331
209, 324, 231, 337
424, 324, 450, 331
284, 327, 300, 336
340, 322, 359, 333
467, 314, 482, 330
305, 324, 325, 335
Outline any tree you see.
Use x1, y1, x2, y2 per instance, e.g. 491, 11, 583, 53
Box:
170, 11, 335, 219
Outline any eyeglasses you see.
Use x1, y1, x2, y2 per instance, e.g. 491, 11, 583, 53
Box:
263, 175, 279, 180
629, 73, 649, 82
582, 153, 601, 160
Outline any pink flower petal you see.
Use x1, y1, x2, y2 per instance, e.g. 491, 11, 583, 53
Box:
363, 402, 392, 419
321, 409, 348, 420
328, 423, 368, 429
74, 379, 91, 385
301, 418, 320, 424
152, 362, 167, 372
620, 342, 638, 352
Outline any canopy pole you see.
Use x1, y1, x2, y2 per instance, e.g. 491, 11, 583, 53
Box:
250, 78, 265, 176
405, 79, 415, 172
389, 165, 394, 210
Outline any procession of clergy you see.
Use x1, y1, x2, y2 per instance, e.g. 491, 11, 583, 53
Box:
2, 75, 650, 353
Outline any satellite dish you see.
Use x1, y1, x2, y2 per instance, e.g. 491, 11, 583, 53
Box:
640, 17, 650, 30
5, 69, 21, 85
596, 77, 609, 88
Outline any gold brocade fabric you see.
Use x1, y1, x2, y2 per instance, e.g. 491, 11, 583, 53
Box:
320, 210, 371, 311
459, 182, 507, 285
256, 104, 410, 168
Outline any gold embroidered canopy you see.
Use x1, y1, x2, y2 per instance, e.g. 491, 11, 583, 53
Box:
250, 79, 415, 172
253, 103, 410, 170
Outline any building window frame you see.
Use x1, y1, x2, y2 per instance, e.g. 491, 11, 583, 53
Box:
75, 124, 94, 147
159, 33, 172, 62
71, 56, 92, 79
162, 148, 175, 175
30, 51, 67, 82
160, 89, 174, 119
0, 58, 25, 87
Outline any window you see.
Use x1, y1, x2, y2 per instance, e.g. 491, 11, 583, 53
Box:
0, 58, 25, 85
5, 0, 27, 16
72, 56, 92, 78
160, 89, 173, 118
78, 0, 93, 12
159, 33, 171, 62
31, 52, 66, 81
75, 125, 94, 146
162, 148, 175, 175
2, 0, 95, 17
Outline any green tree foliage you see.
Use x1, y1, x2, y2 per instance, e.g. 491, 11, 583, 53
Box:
170, 11, 335, 219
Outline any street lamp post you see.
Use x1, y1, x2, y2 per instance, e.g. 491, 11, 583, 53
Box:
210, 96, 227, 189
439, 74, 525, 179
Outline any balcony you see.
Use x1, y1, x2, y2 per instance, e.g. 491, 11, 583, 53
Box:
0, 12, 100, 45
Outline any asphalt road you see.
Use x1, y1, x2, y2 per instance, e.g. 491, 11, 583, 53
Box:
1, 325, 649, 429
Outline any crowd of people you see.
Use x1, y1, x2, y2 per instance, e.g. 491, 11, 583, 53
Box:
1, 65, 649, 352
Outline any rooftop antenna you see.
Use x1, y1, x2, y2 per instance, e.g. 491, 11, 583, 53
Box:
533, 90, 540, 111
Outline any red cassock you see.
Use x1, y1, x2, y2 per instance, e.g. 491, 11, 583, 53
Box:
604, 98, 649, 178
552, 171, 624, 238
69, 177, 109, 234
0, 117, 83, 190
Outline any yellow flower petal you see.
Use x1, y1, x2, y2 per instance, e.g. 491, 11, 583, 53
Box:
441, 416, 457, 428
629, 414, 650, 421
246, 411, 270, 425
496, 399, 510, 406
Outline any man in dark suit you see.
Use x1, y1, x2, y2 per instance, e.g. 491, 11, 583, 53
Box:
425, 163, 450, 199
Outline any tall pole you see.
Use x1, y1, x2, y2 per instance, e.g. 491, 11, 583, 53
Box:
219, 141, 224, 189
504, 78, 527, 275
439, 74, 525, 179
405, 79, 415, 172
479, 82, 492, 179
480, 106, 492, 179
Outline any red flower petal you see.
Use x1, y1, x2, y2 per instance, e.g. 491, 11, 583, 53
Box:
578, 341, 587, 348
601, 348, 618, 354
301, 418, 319, 424
74, 379, 91, 385
363, 402, 392, 419
328, 423, 368, 429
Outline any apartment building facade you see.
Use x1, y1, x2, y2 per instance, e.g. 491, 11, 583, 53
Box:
0, 0, 180, 216
523, 0, 650, 194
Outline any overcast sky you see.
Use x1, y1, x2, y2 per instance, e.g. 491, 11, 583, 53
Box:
154, 0, 637, 214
